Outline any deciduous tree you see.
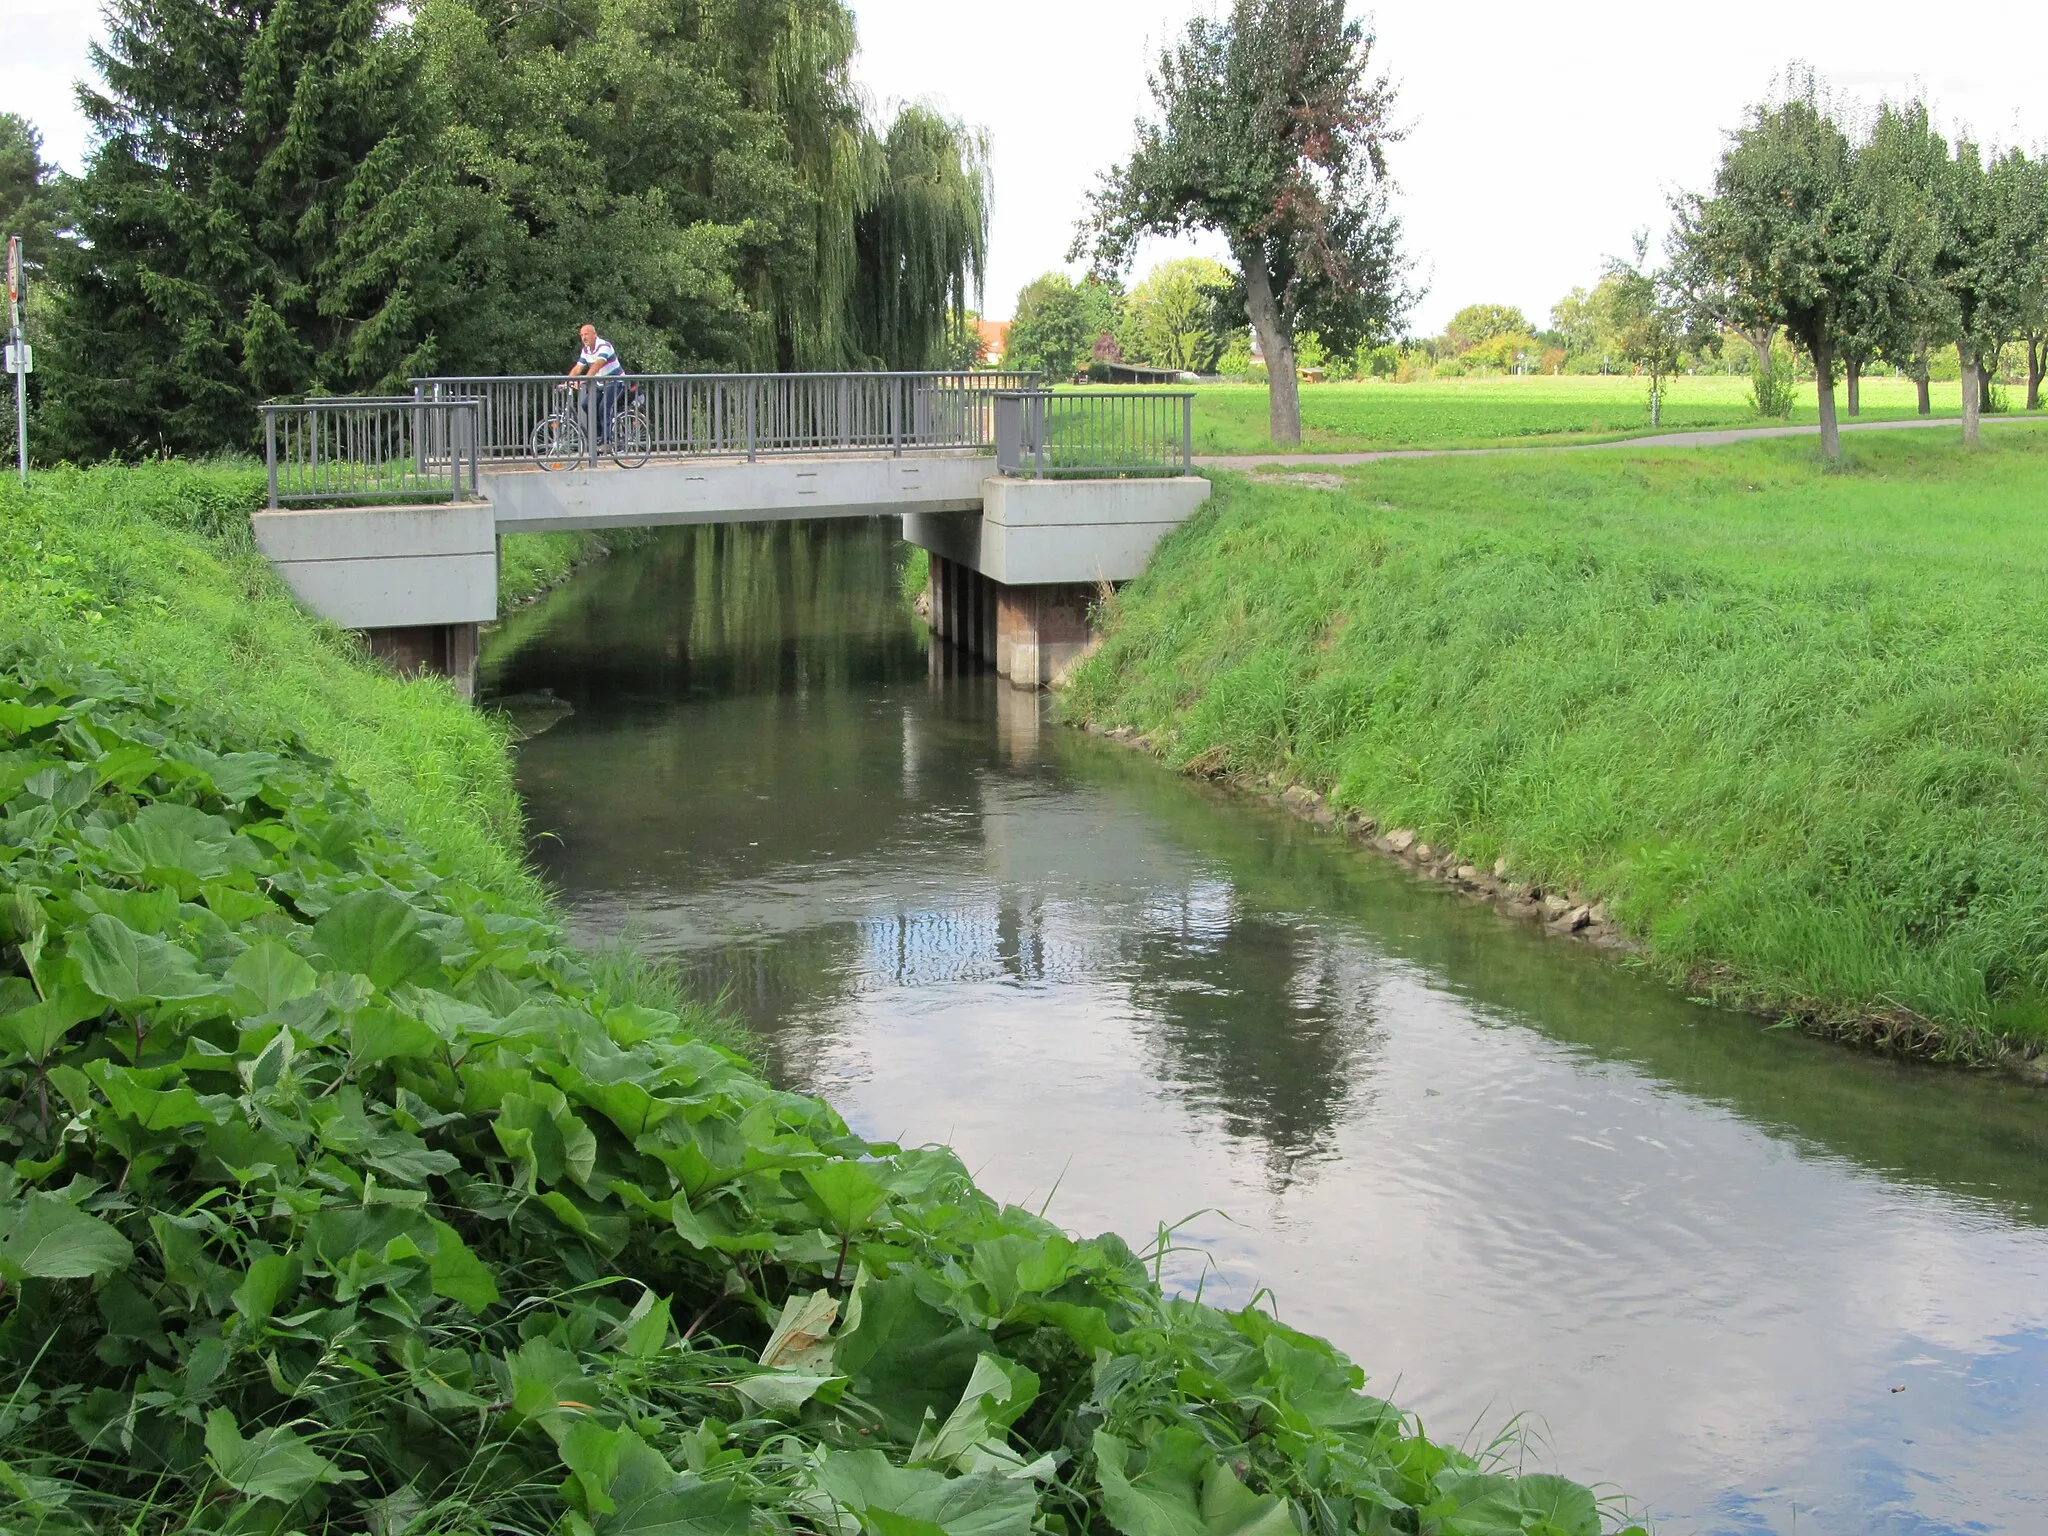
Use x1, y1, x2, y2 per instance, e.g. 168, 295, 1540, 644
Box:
1852, 99, 1952, 417
1933, 140, 2041, 444
1120, 257, 1234, 372
1444, 303, 1532, 355
1004, 272, 1121, 383
1676, 72, 1871, 459
1604, 236, 1689, 427
1074, 0, 1412, 443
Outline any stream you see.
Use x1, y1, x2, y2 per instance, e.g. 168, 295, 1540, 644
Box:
482, 520, 2048, 1536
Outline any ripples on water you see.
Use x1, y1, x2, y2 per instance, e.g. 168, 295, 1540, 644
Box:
485, 521, 2048, 1536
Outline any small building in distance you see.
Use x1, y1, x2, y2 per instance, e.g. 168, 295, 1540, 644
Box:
1077, 331, 1189, 385
977, 318, 1011, 365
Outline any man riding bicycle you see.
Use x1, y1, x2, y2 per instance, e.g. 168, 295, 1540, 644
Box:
566, 323, 626, 442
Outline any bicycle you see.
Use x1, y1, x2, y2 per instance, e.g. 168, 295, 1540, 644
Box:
530, 379, 653, 470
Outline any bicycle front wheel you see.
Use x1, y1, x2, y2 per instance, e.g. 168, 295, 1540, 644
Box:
529, 414, 586, 471
610, 410, 653, 469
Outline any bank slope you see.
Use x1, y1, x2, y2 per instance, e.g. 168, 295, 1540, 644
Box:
1064, 431, 2048, 1058
0, 467, 1630, 1536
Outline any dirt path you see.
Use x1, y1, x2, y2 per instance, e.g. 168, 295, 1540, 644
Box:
1195, 412, 2048, 470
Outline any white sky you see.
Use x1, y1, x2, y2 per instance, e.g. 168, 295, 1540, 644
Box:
7, 1, 2046, 333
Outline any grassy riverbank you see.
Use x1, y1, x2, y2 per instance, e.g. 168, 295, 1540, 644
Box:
0, 466, 1627, 1534
1065, 427, 2048, 1059
1179, 374, 1973, 455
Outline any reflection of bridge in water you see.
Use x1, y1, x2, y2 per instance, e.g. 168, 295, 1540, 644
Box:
249, 371, 1209, 695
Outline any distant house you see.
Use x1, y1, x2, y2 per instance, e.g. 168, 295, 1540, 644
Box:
977, 318, 1010, 365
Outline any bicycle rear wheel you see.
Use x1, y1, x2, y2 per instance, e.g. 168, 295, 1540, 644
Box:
529, 414, 586, 471
610, 410, 653, 469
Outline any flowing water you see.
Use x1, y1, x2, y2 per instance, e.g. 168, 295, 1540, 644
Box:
483, 521, 2048, 1536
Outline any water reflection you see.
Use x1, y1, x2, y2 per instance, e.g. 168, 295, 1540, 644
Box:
484, 522, 2048, 1536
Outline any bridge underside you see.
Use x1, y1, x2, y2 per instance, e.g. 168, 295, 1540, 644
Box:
251, 456, 1209, 696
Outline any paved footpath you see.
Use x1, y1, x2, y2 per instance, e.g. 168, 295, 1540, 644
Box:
1195, 412, 2048, 471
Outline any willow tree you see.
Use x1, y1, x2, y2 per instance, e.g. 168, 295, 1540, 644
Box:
422, 0, 985, 374
844, 107, 989, 369
1074, 0, 1410, 443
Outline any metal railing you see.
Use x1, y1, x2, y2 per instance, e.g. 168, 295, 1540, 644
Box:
995, 390, 1195, 478
262, 396, 481, 508
409, 371, 1040, 467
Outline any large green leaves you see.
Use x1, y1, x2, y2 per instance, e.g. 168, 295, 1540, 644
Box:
204, 1409, 358, 1503
227, 940, 317, 1014
0, 985, 102, 1062
1092, 1431, 1294, 1536
0, 1192, 134, 1281
815, 1451, 1037, 1536
73, 913, 221, 1007
590, 1435, 749, 1536
313, 889, 441, 989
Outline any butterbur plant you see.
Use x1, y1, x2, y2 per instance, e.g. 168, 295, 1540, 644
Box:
0, 656, 1636, 1536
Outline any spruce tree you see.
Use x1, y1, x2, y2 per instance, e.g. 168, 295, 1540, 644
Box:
44, 0, 449, 458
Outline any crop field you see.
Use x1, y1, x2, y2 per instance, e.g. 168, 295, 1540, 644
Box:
1066, 424, 2048, 1053
1177, 373, 1978, 455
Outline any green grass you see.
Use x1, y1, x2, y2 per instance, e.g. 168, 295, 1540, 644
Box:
500, 529, 610, 606
0, 463, 532, 896
1179, 373, 1979, 455
1064, 425, 2048, 1056
900, 542, 930, 613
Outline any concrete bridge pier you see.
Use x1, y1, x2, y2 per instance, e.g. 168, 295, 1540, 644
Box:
250, 503, 497, 699
905, 475, 1210, 690
363, 624, 482, 696
926, 555, 1104, 688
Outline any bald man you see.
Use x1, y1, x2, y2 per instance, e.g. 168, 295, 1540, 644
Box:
566, 323, 626, 441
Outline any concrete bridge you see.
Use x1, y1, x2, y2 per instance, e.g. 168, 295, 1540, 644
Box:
251, 373, 1209, 696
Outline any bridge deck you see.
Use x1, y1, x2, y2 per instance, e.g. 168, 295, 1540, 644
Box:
482, 449, 990, 532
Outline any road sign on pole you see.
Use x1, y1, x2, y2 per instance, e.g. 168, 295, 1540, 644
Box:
8, 234, 24, 485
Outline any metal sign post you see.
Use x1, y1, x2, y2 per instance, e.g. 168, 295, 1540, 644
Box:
6, 235, 25, 484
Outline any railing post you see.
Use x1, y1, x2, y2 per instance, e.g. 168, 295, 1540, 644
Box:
746, 378, 757, 462
1182, 393, 1193, 473
264, 410, 278, 509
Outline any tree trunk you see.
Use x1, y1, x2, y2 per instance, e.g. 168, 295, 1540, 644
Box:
1960, 343, 1982, 445
1813, 334, 1841, 460
1846, 359, 1860, 416
1915, 349, 1931, 416
2029, 336, 2044, 412
1237, 244, 1300, 445
1980, 365, 1994, 415
1748, 325, 1775, 377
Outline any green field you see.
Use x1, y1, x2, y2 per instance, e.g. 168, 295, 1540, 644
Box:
1064, 425, 2048, 1056
1178, 373, 1980, 455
